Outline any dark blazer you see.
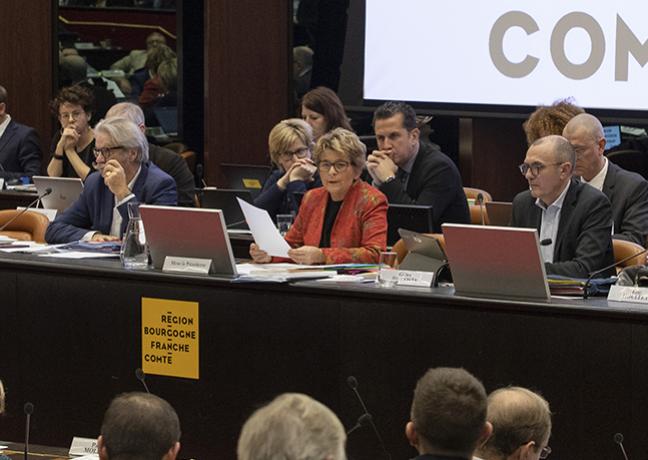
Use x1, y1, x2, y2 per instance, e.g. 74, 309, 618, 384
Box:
511, 179, 615, 278
378, 142, 469, 232
45, 162, 177, 243
0, 119, 41, 179
253, 169, 321, 221
603, 161, 648, 246
148, 143, 195, 207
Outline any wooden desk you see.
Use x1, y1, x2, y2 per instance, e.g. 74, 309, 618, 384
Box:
0, 441, 69, 459
0, 253, 645, 460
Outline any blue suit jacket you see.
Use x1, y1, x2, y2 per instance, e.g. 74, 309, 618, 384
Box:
45, 162, 177, 243
0, 119, 42, 179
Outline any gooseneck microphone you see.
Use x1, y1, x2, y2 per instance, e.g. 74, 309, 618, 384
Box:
583, 247, 648, 299
347, 413, 373, 436
476, 193, 485, 226
614, 432, 629, 460
135, 368, 151, 394
24, 402, 34, 460
346, 376, 391, 460
0, 187, 52, 234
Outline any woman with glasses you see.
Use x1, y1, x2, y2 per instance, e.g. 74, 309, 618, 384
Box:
253, 118, 321, 220
47, 85, 96, 180
250, 128, 387, 265
301, 87, 353, 140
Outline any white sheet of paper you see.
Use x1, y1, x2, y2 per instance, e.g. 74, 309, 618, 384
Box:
237, 198, 291, 258
16, 206, 58, 221
39, 251, 119, 259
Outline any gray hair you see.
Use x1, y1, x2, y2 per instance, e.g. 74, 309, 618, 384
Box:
0, 85, 7, 104
106, 102, 145, 127
531, 134, 575, 168
562, 113, 605, 143
94, 117, 149, 163
237, 393, 346, 460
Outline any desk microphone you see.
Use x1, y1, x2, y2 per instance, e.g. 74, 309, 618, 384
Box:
614, 432, 629, 460
346, 376, 391, 460
24, 402, 34, 460
476, 193, 485, 226
540, 238, 552, 246
347, 413, 372, 435
583, 247, 648, 299
0, 187, 52, 234
135, 368, 151, 394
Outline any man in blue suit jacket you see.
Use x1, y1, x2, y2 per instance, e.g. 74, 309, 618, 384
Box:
0, 85, 41, 180
46, 117, 176, 243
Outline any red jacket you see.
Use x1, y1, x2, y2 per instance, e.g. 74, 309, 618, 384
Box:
285, 180, 388, 264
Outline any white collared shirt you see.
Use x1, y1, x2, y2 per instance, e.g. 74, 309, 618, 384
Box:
0, 114, 11, 140
109, 166, 142, 237
535, 180, 571, 263
581, 157, 608, 192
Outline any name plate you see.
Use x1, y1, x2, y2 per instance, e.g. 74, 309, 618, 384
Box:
69, 437, 98, 456
163, 256, 212, 274
608, 285, 648, 304
380, 269, 435, 287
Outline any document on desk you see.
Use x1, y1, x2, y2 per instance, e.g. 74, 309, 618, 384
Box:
237, 198, 291, 257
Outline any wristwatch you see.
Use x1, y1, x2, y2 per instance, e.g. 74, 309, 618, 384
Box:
53, 154, 64, 160
382, 175, 396, 185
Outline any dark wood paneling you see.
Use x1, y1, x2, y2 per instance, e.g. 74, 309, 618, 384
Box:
203, 1, 291, 186
0, 1, 54, 172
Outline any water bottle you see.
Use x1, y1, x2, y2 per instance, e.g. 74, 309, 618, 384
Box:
120, 202, 149, 269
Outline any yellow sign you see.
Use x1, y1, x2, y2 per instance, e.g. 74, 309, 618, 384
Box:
141, 297, 199, 379
242, 178, 262, 189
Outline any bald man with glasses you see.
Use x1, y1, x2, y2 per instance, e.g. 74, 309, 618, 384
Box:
511, 135, 614, 278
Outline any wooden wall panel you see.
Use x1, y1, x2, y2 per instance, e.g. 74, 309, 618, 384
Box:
0, 0, 54, 170
203, 1, 291, 186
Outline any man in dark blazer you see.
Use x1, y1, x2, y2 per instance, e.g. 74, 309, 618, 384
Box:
367, 101, 469, 232
512, 135, 614, 278
563, 113, 648, 246
46, 117, 176, 243
0, 85, 41, 180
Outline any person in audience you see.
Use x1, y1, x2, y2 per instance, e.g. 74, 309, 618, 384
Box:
300, 86, 352, 140
0, 85, 42, 180
563, 113, 648, 246
98, 392, 181, 460
512, 135, 614, 278
45, 117, 176, 243
253, 118, 321, 220
475, 387, 552, 460
47, 85, 96, 180
367, 101, 470, 231
250, 128, 387, 264
110, 31, 167, 96
237, 393, 346, 460
523, 98, 584, 145
293, 46, 314, 98
406, 367, 492, 460
105, 102, 195, 207
139, 44, 177, 108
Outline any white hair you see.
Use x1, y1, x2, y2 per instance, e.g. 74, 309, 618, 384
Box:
94, 117, 149, 163
106, 102, 146, 127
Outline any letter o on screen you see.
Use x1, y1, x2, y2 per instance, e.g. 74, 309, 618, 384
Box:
551, 12, 605, 80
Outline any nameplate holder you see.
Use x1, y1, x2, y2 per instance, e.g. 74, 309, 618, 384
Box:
380, 269, 434, 287
608, 285, 648, 304
17, 207, 58, 222
69, 437, 98, 456
163, 256, 212, 274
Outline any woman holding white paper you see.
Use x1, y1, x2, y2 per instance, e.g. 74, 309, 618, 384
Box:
250, 129, 387, 265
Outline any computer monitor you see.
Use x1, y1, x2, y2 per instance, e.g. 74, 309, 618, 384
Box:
200, 188, 253, 229
220, 163, 271, 197
387, 204, 434, 246
32, 175, 83, 212
442, 223, 550, 301
603, 125, 621, 151
485, 201, 513, 226
140, 205, 238, 276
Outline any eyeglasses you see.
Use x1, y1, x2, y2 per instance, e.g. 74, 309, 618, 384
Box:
93, 146, 125, 159
59, 110, 84, 121
318, 160, 351, 173
518, 162, 563, 177
281, 147, 310, 159
539, 445, 552, 459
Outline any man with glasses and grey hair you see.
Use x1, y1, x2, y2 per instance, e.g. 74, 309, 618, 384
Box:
475, 387, 552, 460
45, 117, 176, 243
511, 134, 614, 278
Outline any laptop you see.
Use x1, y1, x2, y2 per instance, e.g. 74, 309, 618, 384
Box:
32, 176, 84, 212
398, 228, 447, 275
485, 201, 513, 226
387, 204, 434, 246
140, 205, 238, 276
220, 163, 271, 196
152, 106, 178, 136
200, 188, 253, 229
442, 223, 550, 301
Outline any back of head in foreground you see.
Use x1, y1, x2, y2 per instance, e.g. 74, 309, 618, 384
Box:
407, 367, 490, 459
98, 392, 181, 460
476, 387, 552, 460
237, 392, 346, 460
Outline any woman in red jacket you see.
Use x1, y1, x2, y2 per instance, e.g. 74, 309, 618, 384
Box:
250, 128, 388, 265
